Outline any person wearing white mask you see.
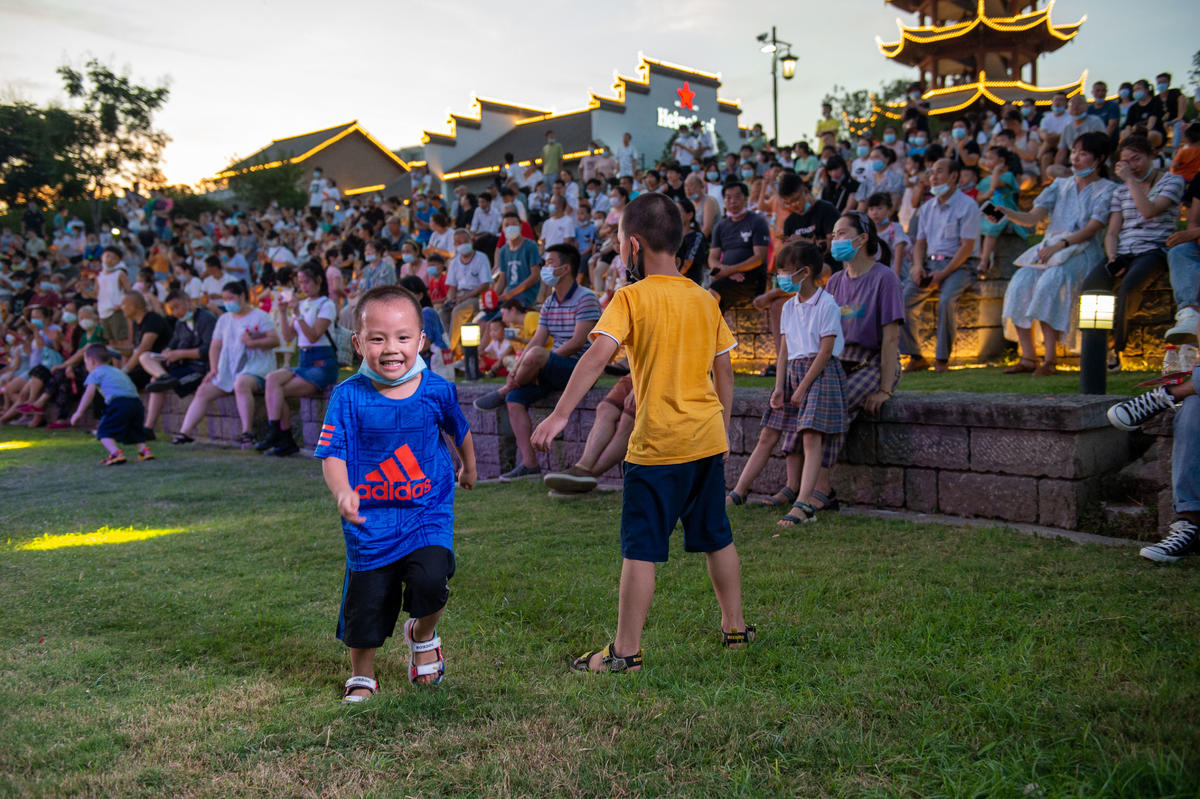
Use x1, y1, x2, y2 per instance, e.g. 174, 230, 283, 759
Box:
308, 168, 329, 217
442, 228, 493, 351
472, 244, 601, 482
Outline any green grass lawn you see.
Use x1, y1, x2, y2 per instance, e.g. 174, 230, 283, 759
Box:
2, 427, 1197, 798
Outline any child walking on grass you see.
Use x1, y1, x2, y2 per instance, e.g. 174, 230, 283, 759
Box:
531, 192, 752, 674
70, 343, 153, 465
726, 241, 848, 526
315, 285, 476, 701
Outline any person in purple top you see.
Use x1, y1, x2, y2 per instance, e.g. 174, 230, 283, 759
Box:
810, 211, 904, 512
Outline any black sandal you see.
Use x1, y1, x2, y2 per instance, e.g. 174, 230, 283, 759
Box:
811, 489, 839, 512
721, 625, 757, 648
725, 491, 746, 507
570, 643, 643, 673
778, 501, 817, 527
171, 433, 195, 445
759, 487, 797, 507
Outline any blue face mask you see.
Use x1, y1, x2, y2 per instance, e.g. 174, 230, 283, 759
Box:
224, 300, 241, 313
1119, 88, 1131, 100
1156, 82, 1169, 93
40, 281, 56, 292
62, 312, 77, 324
830, 239, 859, 263
1133, 90, 1146, 102
181, 310, 194, 323
776, 273, 796, 293
358, 355, 425, 387
427, 266, 439, 277
706, 171, 720, 182
870, 160, 885, 172
856, 145, 869, 158
31, 318, 44, 329
1073, 167, 1094, 178
930, 183, 952, 198
1072, 112, 1088, 121
952, 128, 967, 140
540, 265, 560, 286
883, 133, 897, 144
910, 136, 926, 146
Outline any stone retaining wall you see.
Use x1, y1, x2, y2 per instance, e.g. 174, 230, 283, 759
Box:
164, 381, 1171, 538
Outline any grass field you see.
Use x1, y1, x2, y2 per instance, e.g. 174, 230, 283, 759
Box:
1, 426, 1197, 798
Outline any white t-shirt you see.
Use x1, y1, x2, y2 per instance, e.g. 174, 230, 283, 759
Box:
201, 274, 226, 299
617, 144, 638, 176
265, 244, 297, 266
308, 177, 329, 208
212, 307, 276, 392
294, 296, 337, 348
224, 253, 250, 282
1040, 111, 1070, 138
541, 215, 575, 248
780, 287, 844, 358
428, 228, 455, 255
96, 266, 125, 319
470, 205, 502, 235
321, 185, 340, 214
182, 276, 204, 300
446, 250, 492, 292
673, 134, 697, 167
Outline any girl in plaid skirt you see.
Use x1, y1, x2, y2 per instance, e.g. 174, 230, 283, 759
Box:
727, 241, 848, 526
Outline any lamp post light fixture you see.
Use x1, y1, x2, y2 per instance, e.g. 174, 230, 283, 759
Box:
460, 324, 482, 381
757, 27, 797, 145
1078, 290, 1116, 395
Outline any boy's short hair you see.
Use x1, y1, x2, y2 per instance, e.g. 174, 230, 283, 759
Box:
500, 298, 526, 313
101, 245, 122, 257
84, 342, 111, 363
502, 210, 520, 222
545, 243, 581, 276
865, 191, 893, 210
621, 193, 683, 255
353, 284, 423, 332
774, 240, 823, 275
1184, 122, 1200, 144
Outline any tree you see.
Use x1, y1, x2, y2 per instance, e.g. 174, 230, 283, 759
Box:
56, 59, 170, 227
821, 79, 909, 139
0, 102, 86, 207
225, 154, 307, 211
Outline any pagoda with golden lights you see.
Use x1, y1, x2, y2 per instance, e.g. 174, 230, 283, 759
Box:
875, 0, 1088, 116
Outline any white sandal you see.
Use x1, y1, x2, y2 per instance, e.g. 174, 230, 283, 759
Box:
402, 618, 445, 685
341, 675, 378, 703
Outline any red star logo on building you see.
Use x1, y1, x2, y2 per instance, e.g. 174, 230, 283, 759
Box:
677, 81, 695, 110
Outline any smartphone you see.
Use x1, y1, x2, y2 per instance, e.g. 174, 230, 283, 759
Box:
982, 202, 1002, 222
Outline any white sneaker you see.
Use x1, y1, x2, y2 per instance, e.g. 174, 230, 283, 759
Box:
1164, 307, 1199, 345
1140, 519, 1199, 563
1106, 385, 1175, 431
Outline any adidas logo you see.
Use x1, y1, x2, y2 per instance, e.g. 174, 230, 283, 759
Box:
355, 444, 433, 501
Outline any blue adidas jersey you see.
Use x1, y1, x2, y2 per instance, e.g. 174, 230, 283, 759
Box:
314, 372, 470, 571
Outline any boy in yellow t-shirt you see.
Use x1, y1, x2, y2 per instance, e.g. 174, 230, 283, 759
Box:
532, 193, 752, 674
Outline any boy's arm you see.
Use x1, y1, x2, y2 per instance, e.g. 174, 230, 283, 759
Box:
69, 384, 96, 425
713, 350, 734, 443
455, 431, 476, 489
322, 456, 365, 525
531, 334, 618, 451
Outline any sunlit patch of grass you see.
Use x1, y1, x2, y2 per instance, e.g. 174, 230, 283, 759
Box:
14, 526, 186, 551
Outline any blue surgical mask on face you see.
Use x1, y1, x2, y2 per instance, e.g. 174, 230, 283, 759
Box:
776, 273, 796, 293
40, 281, 55, 291
706, 171, 720, 182
1156, 82, 1169, 93
358, 355, 425, 387
224, 300, 241, 313
1133, 90, 1146, 101
871, 160, 885, 172
910, 136, 925, 146
883, 133, 897, 144
857, 145, 869, 158
427, 266, 439, 277
930, 183, 952, 198
456, 243, 473, 257
62, 312, 77, 324
1073, 112, 1088, 121
31, 317, 44, 329
540, 265, 560, 286
952, 128, 967, 140
181, 310, 194, 323
830, 239, 859, 262
1119, 88, 1131, 99
401, 253, 415, 264
740, 168, 755, 179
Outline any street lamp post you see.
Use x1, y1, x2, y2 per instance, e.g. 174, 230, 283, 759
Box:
758, 27, 798, 145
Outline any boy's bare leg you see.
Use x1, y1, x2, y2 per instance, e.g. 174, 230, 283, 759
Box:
347, 647, 377, 698
705, 543, 747, 643
98, 436, 121, 456
582, 558, 655, 671
408, 608, 445, 686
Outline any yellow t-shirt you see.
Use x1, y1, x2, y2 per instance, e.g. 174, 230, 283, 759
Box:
591, 275, 735, 466
512, 310, 545, 353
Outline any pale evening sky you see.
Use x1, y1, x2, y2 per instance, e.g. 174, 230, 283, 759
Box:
0, 0, 1195, 188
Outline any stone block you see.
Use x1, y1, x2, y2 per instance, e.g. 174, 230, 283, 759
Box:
833, 464, 905, 507
905, 468, 938, 513
1037, 478, 1092, 530
727, 416, 747, 456
841, 422, 874, 464
875, 423, 969, 469
1158, 488, 1174, 537
970, 427, 1130, 479
937, 471, 1038, 523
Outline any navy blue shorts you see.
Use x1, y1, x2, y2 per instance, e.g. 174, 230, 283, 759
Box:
337, 546, 455, 649
620, 453, 734, 562
290, 346, 338, 389
506, 351, 578, 407
95, 396, 147, 444
166, 362, 206, 397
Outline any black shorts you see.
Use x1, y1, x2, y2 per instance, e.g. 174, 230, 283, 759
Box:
28, 364, 53, 383
166, 363, 206, 397
336, 545, 455, 649
620, 453, 734, 562
95, 396, 147, 444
